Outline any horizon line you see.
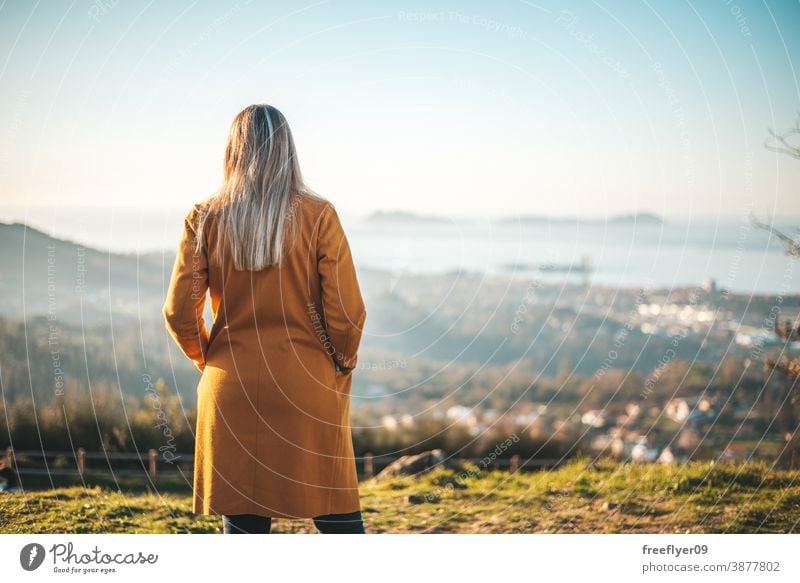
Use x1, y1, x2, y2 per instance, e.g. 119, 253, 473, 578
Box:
1, 204, 796, 223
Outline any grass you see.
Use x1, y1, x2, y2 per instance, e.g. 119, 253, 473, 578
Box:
2, 458, 800, 533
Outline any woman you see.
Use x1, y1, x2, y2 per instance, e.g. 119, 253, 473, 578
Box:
163, 104, 367, 534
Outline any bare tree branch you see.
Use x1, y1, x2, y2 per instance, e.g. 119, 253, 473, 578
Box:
759, 116, 800, 391
765, 113, 800, 159
750, 213, 800, 257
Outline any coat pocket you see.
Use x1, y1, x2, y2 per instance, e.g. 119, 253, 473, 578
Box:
333, 367, 353, 396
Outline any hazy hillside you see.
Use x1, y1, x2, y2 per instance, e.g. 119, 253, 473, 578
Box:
0, 221, 170, 324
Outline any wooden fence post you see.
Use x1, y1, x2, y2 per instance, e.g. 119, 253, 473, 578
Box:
364, 452, 374, 478
76, 448, 86, 477
5, 446, 15, 470
509, 454, 520, 474
149, 449, 158, 480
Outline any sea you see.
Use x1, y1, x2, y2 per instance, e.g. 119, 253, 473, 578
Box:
1, 205, 797, 295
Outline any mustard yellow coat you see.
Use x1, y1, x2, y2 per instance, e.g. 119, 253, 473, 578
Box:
163, 194, 366, 518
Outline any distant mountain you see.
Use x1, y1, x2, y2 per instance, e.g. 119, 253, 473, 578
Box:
364, 210, 449, 224
498, 212, 665, 225
607, 212, 664, 224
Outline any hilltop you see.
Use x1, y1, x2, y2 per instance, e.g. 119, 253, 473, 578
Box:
2, 459, 798, 533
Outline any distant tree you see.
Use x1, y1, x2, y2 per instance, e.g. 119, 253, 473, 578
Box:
754, 113, 800, 259
754, 115, 800, 466
754, 115, 800, 378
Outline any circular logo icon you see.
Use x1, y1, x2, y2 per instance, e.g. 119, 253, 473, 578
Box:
20, 543, 46, 571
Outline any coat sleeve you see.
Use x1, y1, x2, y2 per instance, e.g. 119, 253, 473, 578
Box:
317, 204, 367, 373
163, 205, 210, 372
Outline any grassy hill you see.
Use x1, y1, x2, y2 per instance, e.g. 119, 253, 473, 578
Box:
2, 459, 799, 533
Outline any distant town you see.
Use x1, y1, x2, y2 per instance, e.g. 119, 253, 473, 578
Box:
1, 220, 798, 466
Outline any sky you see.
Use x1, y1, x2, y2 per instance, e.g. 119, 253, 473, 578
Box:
1, 0, 799, 222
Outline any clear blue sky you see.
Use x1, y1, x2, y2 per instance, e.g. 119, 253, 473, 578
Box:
1, 0, 799, 220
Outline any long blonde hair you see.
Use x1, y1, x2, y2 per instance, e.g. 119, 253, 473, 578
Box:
197, 104, 308, 270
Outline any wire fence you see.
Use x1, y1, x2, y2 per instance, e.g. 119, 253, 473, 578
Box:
3, 447, 562, 482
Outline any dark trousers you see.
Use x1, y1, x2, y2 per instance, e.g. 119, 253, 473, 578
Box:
222, 510, 365, 534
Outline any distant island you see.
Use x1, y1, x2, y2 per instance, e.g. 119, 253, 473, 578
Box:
498, 212, 665, 225
364, 210, 449, 223
608, 212, 664, 224
363, 210, 665, 225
